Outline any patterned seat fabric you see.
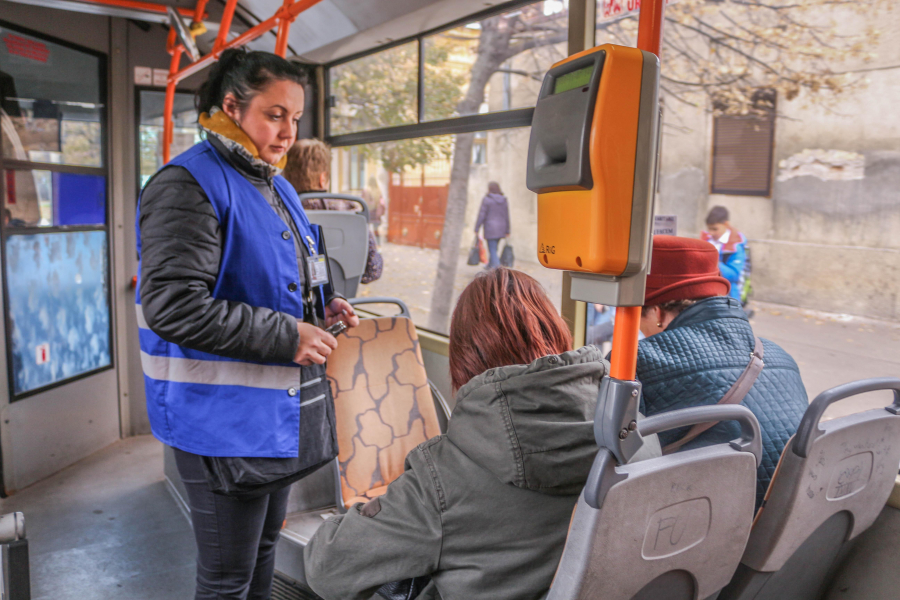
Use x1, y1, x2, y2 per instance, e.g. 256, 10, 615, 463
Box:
327, 317, 442, 508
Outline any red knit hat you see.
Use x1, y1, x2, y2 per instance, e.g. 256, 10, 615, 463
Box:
644, 235, 731, 305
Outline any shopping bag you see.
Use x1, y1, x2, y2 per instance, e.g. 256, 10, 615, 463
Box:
478, 237, 488, 264
500, 241, 515, 268
467, 236, 481, 266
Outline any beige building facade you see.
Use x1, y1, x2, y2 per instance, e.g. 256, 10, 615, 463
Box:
334, 3, 899, 322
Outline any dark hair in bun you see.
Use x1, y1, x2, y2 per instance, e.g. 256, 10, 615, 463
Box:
196, 49, 308, 116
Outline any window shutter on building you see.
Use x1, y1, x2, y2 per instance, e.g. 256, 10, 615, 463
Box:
711, 98, 776, 196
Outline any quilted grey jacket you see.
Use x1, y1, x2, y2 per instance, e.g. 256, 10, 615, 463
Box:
636, 296, 809, 508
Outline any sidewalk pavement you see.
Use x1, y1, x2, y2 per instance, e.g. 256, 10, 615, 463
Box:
748, 301, 900, 420
358, 242, 900, 417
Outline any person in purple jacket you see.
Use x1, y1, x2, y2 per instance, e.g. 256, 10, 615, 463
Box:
474, 181, 510, 269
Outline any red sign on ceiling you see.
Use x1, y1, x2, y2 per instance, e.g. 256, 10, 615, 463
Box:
3, 33, 50, 63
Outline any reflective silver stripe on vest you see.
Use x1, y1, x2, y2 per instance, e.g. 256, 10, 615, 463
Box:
300, 394, 326, 407
140, 351, 299, 390
300, 377, 321, 389
136, 304, 149, 330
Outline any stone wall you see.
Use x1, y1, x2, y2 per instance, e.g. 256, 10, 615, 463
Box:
652, 5, 900, 321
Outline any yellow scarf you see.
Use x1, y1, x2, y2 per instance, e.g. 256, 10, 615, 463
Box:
198, 110, 288, 171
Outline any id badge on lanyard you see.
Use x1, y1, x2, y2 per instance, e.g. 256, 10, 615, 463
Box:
302, 228, 331, 327
305, 235, 329, 288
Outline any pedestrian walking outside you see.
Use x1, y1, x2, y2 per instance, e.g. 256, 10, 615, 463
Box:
701, 205, 749, 304
474, 181, 510, 270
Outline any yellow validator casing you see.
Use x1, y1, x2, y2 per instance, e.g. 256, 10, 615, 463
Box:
526, 44, 660, 276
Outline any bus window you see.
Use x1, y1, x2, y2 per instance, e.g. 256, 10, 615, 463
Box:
331, 128, 562, 335
138, 90, 200, 189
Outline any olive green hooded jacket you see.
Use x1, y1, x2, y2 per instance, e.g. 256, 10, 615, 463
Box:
305, 345, 640, 600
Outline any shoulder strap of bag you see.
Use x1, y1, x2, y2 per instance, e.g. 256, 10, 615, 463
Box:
662, 337, 764, 455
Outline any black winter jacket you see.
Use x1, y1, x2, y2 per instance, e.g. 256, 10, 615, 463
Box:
139, 136, 337, 364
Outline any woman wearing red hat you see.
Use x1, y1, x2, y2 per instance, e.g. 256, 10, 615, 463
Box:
636, 235, 808, 510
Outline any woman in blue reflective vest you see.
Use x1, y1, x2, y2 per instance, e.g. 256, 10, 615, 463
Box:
136, 49, 359, 600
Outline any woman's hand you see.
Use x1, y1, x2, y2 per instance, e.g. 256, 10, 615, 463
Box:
294, 322, 338, 365
325, 298, 360, 330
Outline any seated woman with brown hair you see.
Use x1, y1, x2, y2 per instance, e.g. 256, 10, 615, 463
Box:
283, 138, 383, 284
304, 268, 620, 600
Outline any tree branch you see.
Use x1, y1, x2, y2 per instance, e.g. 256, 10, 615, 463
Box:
495, 67, 543, 82
667, 17, 785, 79
502, 31, 568, 62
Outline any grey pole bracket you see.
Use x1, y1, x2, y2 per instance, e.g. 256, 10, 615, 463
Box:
594, 376, 645, 465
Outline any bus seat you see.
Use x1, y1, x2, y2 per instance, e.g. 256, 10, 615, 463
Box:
719, 378, 900, 600
326, 311, 445, 509
549, 404, 762, 600
300, 193, 371, 299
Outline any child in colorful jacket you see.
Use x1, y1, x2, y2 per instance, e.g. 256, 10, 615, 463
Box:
701, 205, 749, 303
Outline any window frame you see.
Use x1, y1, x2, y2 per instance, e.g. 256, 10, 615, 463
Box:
709, 93, 777, 198
134, 86, 199, 197
323, 0, 564, 148
322, 0, 590, 345
0, 20, 113, 401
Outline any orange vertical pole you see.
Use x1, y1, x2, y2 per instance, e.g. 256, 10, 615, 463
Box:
636, 0, 666, 56
166, 26, 177, 54
608, 0, 666, 382
274, 0, 293, 57
193, 0, 209, 24
215, 0, 240, 52
609, 308, 642, 380
162, 46, 183, 164
274, 23, 290, 57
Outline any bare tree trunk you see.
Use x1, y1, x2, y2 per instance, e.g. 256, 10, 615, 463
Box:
426, 132, 475, 332
426, 19, 512, 333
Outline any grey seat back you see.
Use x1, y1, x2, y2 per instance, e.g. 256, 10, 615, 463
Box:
549, 404, 762, 600
299, 193, 370, 299
720, 378, 900, 600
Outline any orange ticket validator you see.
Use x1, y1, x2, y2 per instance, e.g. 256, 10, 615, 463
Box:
527, 44, 660, 279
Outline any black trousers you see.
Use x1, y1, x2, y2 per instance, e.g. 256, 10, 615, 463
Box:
174, 448, 291, 600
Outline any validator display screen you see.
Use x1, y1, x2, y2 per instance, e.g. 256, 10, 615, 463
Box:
553, 65, 594, 94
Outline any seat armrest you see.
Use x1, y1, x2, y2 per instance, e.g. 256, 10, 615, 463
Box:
349, 297, 411, 319
297, 193, 370, 223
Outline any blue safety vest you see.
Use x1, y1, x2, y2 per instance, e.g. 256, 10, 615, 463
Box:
136, 140, 320, 458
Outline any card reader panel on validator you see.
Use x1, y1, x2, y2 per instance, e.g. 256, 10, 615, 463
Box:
526, 44, 661, 278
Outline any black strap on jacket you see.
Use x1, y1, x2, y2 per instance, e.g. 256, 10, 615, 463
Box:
662, 337, 765, 454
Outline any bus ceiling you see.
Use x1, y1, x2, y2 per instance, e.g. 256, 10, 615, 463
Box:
2, 0, 516, 63
2, 0, 533, 162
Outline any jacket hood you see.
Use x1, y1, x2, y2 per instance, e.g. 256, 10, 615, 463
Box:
447, 345, 606, 495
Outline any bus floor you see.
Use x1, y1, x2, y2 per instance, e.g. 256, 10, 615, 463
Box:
0, 435, 196, 600
1, 435, 322, 600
